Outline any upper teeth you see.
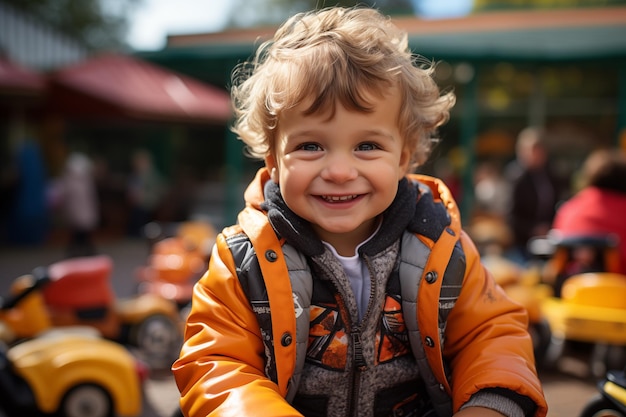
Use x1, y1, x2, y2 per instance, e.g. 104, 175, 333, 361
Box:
322, 195, 358, 202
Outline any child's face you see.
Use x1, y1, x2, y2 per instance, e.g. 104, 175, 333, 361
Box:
265, 88, 410, 250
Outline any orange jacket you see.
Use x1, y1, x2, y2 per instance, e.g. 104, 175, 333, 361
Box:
173, 168, 548, 417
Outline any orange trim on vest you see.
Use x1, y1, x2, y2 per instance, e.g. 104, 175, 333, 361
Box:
239, 207, 296, 396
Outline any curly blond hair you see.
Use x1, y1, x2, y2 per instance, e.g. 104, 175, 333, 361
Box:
230, 6, 455, 170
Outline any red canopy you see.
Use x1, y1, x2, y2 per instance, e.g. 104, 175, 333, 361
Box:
0, 58, 45, 97
48, 53, 231, 124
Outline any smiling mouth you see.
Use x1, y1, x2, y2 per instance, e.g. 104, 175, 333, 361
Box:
319, 194, 359, 202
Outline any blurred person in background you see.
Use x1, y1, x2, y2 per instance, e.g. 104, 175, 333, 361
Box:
126, 149, 165, 237
93, 156, 129, 238
551, 148, 626, 276
5, 139, 49, 245
54, 152, 99, 258
473, 160, 510, 219
469, 161, 513, 257
505, 126, 565, 264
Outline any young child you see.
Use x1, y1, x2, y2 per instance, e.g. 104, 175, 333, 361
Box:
172, 6, 548, 417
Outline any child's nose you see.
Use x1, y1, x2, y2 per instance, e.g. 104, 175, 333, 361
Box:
321, 154, 358, 183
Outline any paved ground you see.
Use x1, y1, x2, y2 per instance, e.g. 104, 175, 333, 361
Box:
0, 237, 600, 417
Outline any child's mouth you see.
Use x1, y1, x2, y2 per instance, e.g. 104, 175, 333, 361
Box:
319, 194, 359, 203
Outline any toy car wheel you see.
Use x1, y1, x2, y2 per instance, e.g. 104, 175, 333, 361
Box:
132, 313, 181, 369
579, 393, 625, 417
591, 344, 626, 380
60, 383, 113, 417
529, 318, 552, 366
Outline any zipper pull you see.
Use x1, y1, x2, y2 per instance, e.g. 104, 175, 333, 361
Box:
352, 332, 367, 371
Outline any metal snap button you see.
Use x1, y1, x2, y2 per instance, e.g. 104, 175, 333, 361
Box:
265, 250, 278, 262
281, 332, 292, 346
425, 271, 438, 284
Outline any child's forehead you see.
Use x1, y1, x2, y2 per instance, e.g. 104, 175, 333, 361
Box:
276, 85, 403, 130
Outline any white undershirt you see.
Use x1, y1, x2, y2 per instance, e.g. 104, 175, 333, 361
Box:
322, 223, 381, 320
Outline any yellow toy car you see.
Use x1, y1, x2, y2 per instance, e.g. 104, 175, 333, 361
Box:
541, 271, 626, 377
0, 273, 148, 417
543, 272, 626, 344
533, 233, 626, 377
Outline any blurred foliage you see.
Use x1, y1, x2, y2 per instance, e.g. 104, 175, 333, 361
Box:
2, 0, 141, 51
474, 0, 626, 10
227, 0, 414, 28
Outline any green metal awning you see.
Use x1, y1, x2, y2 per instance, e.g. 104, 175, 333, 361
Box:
409, 24, 626, 62
136, 6, 626, 92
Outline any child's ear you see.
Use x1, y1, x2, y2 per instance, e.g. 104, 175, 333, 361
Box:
265, 155, 279, 183
398, 145, 411, 179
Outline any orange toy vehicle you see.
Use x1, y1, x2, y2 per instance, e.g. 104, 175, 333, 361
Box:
136, 220, 215, 310
38, 254, 182, 370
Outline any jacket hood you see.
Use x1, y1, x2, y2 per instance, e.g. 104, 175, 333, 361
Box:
244, 168, 455, 258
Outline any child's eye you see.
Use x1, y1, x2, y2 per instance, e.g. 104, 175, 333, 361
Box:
298, 143, 322, 152
357, 142, 380, 151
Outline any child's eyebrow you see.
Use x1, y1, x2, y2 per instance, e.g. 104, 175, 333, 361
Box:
284, 129, 319, 140
361, 129, 395, 139
357, 130, 400, 144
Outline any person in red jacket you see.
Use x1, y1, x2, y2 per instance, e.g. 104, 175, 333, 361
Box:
172, 6, 547, 417
552, 148, 626, 277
